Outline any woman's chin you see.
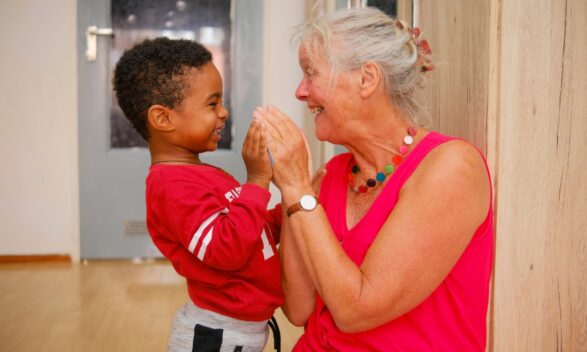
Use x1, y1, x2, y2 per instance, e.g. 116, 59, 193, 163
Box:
315, 132, 329, 142
315, 129, 341, 145
314, 125, 330, 142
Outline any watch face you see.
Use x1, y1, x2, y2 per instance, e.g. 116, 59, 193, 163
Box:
300, 195, 317, 210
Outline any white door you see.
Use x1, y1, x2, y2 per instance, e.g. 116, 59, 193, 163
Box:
78, 0, 263, 258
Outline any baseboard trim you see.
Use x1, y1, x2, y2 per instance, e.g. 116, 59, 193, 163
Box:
0, 254, 72, 263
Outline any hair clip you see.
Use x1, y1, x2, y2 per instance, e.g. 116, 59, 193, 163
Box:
417, 39, 431, 56
394, 20, 434, 72
412, 28, 433, 72
421, 63, 435, 72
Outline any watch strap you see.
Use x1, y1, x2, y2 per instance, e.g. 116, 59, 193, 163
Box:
286, 203, 303, 217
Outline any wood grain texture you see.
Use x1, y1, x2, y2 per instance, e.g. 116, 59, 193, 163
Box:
416, 0, 586, 350
492, 0, 587, 350
416, 0, 491, 153
486, 1, 502, 350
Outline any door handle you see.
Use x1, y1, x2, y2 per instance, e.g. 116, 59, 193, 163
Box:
85, 26, 114, 62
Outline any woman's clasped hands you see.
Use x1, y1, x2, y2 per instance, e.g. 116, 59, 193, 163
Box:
253, 105, 314, 196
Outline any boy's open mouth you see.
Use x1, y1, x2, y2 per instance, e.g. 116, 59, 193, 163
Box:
213, 125, 224, 136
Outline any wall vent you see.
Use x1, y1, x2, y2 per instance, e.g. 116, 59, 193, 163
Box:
124, 220, 148, 235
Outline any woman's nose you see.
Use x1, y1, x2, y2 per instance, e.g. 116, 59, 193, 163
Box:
295, 79, 308, 101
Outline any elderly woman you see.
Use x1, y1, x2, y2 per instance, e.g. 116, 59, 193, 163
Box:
255, 7, 494, 351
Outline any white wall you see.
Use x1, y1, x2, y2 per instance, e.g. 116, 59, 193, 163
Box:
262, 1, 306, 122
263, 1, 307, 206
0, 0, 79, 256
0, 1, 306, 257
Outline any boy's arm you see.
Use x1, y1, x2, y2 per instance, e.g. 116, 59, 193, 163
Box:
187, 183, 275, 271
266, 203, 282, 244
152, 176, 275, 272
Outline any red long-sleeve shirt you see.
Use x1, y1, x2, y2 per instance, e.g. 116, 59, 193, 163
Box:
146, 164, 283, 321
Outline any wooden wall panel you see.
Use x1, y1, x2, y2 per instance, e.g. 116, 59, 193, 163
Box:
416, 0, 491, 153
493, 0, 587, 350
417, 0, 587, 350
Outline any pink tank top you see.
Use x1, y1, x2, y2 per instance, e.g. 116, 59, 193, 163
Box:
294, 132, 494, 351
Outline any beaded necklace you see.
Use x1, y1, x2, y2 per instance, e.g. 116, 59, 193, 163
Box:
348, 127, 417, 193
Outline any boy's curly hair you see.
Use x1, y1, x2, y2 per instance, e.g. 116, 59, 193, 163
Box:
113, 37, 212, 140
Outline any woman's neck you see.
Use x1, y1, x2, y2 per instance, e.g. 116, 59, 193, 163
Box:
345, 120, 418, 173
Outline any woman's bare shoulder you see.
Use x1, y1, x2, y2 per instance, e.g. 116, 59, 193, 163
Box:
403, 138, 490, 217
414, 139, 488, 184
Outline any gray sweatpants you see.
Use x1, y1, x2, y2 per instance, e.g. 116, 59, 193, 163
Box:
168, 302, 269, 352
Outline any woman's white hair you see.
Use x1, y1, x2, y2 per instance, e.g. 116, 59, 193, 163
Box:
294, 7, 432, 126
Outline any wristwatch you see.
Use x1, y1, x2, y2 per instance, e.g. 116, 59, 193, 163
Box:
286, 195, 319, 217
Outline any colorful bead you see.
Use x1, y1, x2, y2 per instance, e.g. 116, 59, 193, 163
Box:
392, 155, 403, 165
366, 178, 377, 187
385, 165, 395, 174
403, 135, 414, 145
352, 165, 360, 174
408, 127, 417, 136
376, 172, 386, 182
358, 185, 368, 193
399, 145, 409, 155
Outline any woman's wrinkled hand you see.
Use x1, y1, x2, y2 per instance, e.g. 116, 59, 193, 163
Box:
253, 105, 312, 193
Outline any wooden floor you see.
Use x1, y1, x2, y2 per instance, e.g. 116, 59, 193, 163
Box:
0, 260, 303, 352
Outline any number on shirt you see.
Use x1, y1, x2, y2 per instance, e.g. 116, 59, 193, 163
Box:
261, 229, 274, 260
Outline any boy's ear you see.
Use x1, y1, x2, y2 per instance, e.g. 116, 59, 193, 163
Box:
359, 62, 381, 98
147, 104, 175, 133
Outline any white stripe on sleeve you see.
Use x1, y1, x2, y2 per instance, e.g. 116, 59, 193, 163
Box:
197, 227, 214, 261
188, 208, 228, 253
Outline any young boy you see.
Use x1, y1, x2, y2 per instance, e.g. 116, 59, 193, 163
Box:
113, 37, 283, 351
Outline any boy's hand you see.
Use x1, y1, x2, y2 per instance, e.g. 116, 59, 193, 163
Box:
242, 119, 272, 189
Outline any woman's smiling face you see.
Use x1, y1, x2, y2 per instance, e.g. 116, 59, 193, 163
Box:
295, 45, 359, 144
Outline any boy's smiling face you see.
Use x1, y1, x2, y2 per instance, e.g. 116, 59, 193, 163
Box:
170, 62, 229, 153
